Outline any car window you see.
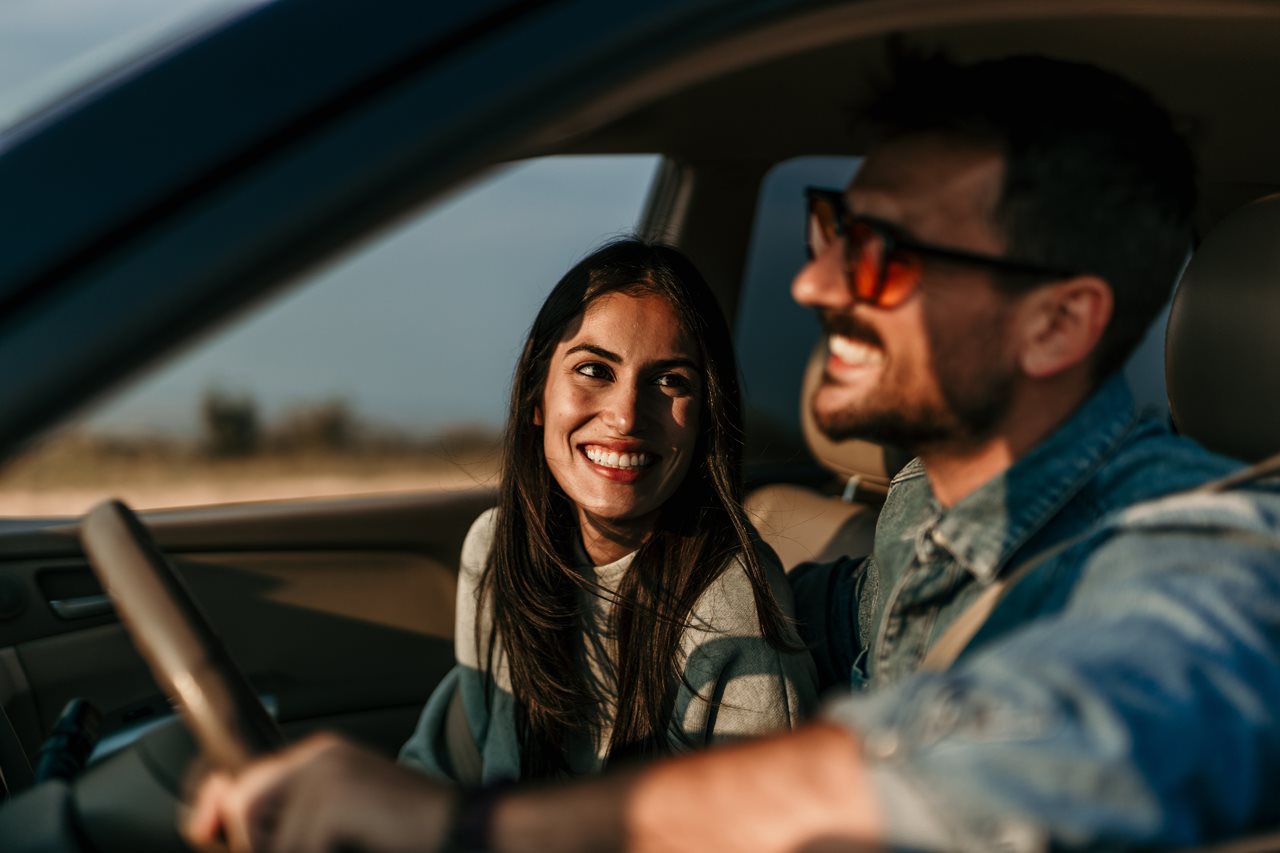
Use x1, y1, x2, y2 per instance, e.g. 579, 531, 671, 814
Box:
0, 0, 259, 130
0, 154, 659, 515
736, 156, 861, 463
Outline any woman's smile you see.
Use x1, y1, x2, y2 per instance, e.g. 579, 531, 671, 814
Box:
580, 443, 657, 479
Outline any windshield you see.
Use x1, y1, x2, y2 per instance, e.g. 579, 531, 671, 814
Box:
0, 0, 263, 131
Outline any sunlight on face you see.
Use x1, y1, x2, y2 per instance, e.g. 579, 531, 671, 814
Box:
791, 136, 1020, 449
539, 292, 702, 554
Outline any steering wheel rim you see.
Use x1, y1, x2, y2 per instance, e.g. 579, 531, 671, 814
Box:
80, 499, 282, 772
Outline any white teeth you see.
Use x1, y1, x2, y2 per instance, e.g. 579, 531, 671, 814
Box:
829, 334, 884, 367
584, 446, 653, 469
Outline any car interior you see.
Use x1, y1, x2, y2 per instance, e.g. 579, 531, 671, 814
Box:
1, 1, 1279, 849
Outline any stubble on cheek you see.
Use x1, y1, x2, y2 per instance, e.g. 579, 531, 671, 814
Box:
810, 296, 1017, 450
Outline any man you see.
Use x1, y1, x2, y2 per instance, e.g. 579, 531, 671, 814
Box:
188, 54, 1280, 851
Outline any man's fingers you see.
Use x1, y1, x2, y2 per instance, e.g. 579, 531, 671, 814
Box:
218, 740, 330, 851
185, 772, 235, 849
207, 735, 349, 851
184, 735, 432, 853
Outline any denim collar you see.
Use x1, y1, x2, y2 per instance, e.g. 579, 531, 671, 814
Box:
896, 375, 1140, 585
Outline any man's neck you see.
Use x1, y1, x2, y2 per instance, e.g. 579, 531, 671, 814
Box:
919, 376, 1095, 508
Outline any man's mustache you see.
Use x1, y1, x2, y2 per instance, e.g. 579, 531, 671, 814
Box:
818, 310, 883, 349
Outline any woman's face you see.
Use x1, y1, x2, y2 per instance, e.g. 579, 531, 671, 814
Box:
539, 290, 702, 547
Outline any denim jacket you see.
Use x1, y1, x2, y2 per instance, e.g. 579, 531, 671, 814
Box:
803, 376, 1280, 850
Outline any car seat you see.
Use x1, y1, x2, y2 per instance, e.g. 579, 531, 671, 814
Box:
1166, 193, 1280, 464
745, 341, 911, 570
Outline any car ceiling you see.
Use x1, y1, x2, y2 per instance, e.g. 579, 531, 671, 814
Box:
542, 2, 1280, 229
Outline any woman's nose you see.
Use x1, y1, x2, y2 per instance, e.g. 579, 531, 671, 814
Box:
604, 384, 641, 434
791, 238, 853, 310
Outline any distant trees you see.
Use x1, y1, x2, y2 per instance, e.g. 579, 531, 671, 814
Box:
197, 388, 499, 461
199, 390, 357, 456
269, 400, 354, 452
201, 390, 260, 456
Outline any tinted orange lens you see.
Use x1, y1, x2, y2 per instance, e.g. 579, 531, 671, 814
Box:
846, 222, 921, 308
877, 252, 923, 308
848, 223, 881, 301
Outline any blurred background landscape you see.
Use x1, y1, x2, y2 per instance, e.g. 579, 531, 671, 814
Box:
0, 392, 503, 515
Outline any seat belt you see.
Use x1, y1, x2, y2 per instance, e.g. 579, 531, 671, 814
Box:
919, 535, 1079, 671
920, 451, 1280, 672
444, 681, 483, 786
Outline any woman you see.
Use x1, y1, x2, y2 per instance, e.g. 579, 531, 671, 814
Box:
400, 239, 817, 782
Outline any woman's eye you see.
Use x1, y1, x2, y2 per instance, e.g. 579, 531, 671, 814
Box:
575, 362, 612, 381
655, 373, 694, 395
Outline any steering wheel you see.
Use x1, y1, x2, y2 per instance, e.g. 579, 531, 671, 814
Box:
80, 499, 282, 772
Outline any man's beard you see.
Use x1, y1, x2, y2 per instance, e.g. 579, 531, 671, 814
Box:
814, 307, 1017, 453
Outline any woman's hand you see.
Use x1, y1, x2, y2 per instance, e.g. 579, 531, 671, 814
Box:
186, 733, 457, 852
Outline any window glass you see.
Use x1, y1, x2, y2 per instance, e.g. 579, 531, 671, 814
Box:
0, 155, 659, 515
0, 0, 258, 130
736, 156, 861, 463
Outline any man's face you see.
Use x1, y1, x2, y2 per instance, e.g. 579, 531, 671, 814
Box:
791, 134, 1025, 452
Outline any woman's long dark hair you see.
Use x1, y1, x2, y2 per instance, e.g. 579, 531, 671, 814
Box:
478, 238, 794, 778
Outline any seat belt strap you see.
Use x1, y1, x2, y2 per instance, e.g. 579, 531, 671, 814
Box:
444, 680, 483, 786
919, 535, 1080, 671
920, 450, 1280, 672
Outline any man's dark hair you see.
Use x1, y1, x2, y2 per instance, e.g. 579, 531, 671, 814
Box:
863, 52, 1197, 381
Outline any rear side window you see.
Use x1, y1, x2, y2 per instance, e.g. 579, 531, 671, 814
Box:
736, 156, 861, 463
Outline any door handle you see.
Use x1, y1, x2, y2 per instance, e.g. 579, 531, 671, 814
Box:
48, 594, 113, 620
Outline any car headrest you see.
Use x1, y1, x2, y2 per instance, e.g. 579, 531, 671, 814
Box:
800, 340, 912, 501
1166, 193, 1280, 462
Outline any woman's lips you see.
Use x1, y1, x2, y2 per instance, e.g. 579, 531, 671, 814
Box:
580, 444, 656, 482
583, 444, 654, 469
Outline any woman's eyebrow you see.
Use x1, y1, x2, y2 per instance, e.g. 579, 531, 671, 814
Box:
565, 344, 700, 372
566, 343, 621, 362
651, 357, 701, 372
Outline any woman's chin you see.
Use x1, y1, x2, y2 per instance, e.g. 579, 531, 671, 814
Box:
575, 501, 662, 533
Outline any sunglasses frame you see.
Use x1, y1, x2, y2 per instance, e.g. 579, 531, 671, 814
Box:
805, 186, 1080, 306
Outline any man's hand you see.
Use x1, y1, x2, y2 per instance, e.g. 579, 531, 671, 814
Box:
485, 723, 882, 853
184, 724, 882, 853
624, 723, 882, 852
185, 733, 457, 852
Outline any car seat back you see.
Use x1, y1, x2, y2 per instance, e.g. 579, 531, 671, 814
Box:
746, 341, 910, 570
1167, 193, 1280, 463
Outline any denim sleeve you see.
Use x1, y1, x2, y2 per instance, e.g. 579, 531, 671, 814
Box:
823, 490, 1280, 851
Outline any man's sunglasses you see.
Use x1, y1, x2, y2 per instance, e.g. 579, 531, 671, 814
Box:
805, 186, 1079, 309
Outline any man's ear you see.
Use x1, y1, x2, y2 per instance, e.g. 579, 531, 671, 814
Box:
1017, 276, 1113, 379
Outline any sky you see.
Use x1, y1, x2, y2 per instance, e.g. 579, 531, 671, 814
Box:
88, 156, 661, 436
